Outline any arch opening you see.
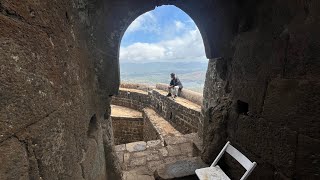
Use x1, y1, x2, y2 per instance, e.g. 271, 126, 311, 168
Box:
119, 5, 208, 93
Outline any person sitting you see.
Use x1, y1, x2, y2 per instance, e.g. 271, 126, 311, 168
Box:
166, 73, 183, 98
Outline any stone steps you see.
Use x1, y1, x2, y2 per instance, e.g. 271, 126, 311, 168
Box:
152, 89, 201, 111
115, 135, 202, 179
112, 91, 205, 180
155, 157, 207, 180
143, 108, 182, 143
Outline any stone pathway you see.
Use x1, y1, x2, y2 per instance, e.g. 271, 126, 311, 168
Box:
116, 134, 202, 180
112, 88, 205, 179
111, 105, 142, 118
119, 87, 149, 95
143, 108, 182, 140
153, 89, 201, 111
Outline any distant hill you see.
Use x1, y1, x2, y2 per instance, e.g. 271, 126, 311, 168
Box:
120, 61, 208, 93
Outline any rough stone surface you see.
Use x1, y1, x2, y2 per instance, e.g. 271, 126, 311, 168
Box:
115, 135, 201, 176
201, 1, 320, 179
1, 0, 320, 179
150, 90, 202, 134
112, 88, 202, 134
112, 88, 150, 111
126, 141, 147, 152
112, 116, 144, 145
123, 170, 155, 180
156, 83, 203, 106
155, 157, 207, 179
147, 140, 162, 149
143, 108, 182, 142
0, 0, 122, 179
0, 137, 29, 180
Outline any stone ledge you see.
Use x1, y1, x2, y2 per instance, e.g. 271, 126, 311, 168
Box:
143, 108, 182, 142
156, 83, 203, 106
119, 87, 149, 95
154, 157, 208, 179
152, 89, 201, 112
115, 137, 201, 175
111, 105, 143, 118
126, 141, 147, 152
120, 83, 155, 92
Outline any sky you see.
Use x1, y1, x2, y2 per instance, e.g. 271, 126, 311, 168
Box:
119, 5, 207, 63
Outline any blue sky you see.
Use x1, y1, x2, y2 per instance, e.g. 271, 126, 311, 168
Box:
120, 5, 207, 63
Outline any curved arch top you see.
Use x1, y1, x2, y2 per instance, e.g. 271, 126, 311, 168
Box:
119, 4, 208, 64
89, 0, 238, 96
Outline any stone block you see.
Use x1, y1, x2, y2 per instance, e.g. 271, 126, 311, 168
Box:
159, 147, 168, 157
116, 152, 124, 164
164, 136, 188, 145
126, 141, 147, 152
147, 153, 160, 161
180, 142, 193, 155
164, 156, 177, 164
132, 150, 150, 157
146, 140, 162, 149
130, 156, 147, 167
123, 170, 155, 180
115, 144, 126, 152
124, 153, 131, 164
147, 160, 164, 172
155, 157, 207, 179
167, 145, 181, 157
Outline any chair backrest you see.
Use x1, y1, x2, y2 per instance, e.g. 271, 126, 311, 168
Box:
211, 141, 257, 180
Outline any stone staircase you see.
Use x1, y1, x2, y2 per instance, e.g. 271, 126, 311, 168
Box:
116, 134, 206, 180
111, 86, 205, 180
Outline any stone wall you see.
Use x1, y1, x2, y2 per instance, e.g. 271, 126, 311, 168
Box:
201, 1, 320, 179
2, 0, 319, 179
143, 112, 161, 142
150, 90, 201, 134
112, 117, 144, 145
112, 88, 151, 111
0, 0, 122, 179
112, 87, 202, 135
120, 83, 155, 91
156, 83, 203, 106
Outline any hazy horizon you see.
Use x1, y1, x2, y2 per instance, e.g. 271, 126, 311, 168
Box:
120, 61, 208, 93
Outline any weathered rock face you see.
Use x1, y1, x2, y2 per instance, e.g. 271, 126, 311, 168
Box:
1, 0, 319, 179
202, 1, 320, 179
0, 0, 121, 179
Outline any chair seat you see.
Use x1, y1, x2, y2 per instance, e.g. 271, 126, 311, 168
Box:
195, 166, 231, 180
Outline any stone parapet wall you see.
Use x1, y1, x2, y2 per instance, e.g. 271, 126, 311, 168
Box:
143, 112, 161, 142
112, 85, 202, 135
120, 83, 155, 91
112, 88, 151, 111
156, 83, 203, 106
115, 135, 200, 175
143, 108, 182, 143
112, 117, 144, 145
150, 90, 201, 134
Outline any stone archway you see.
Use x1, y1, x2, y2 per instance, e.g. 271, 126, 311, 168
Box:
1, 0, 319, 179
86, 0, 239, 101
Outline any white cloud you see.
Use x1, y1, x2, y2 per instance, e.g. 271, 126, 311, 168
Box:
120, 27, 206, 63
126, 12, 159, 34
120, 43, 166, 61
174, 21, 185, 31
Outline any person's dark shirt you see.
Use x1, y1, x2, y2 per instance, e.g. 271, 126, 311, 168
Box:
170, 77, 183, 89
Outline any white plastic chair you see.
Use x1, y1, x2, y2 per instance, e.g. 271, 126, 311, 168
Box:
195, 141, 257, 180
